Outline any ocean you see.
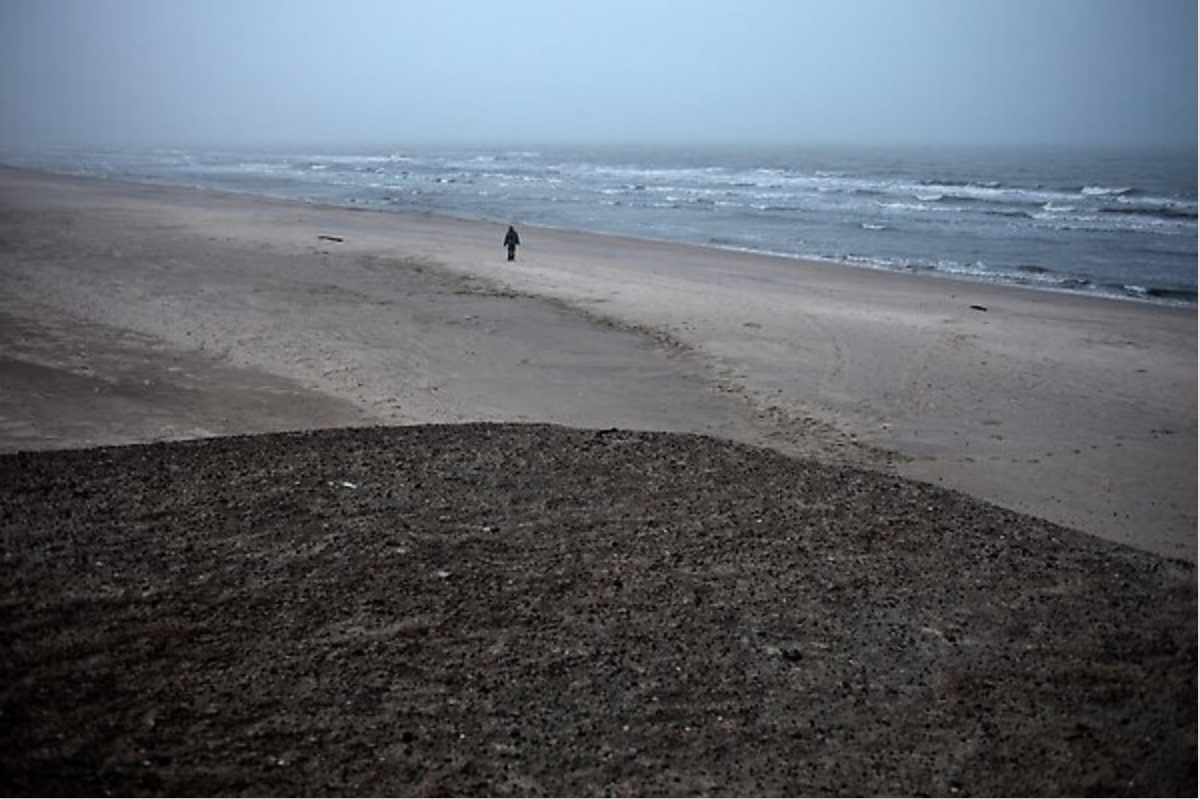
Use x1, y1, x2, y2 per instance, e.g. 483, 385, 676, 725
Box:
5, 142, 1195, 305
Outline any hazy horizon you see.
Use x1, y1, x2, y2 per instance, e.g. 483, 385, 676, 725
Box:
1, 0, 1195, 151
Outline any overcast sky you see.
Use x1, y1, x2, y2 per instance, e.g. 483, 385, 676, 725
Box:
0, 0, 1194, 149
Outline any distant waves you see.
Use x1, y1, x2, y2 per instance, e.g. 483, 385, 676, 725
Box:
5, 143, 1195, 305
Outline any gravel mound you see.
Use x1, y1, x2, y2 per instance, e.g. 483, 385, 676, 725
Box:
1, 424, 1194, 796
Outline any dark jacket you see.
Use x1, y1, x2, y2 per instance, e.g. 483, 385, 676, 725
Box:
504, 227, 520, 247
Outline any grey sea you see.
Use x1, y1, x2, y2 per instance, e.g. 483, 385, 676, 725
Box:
6, 142, 1195, 304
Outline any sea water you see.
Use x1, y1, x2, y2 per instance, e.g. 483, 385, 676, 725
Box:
6, 142, 1195, 304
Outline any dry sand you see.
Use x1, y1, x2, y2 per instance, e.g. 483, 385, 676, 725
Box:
0, 167, 1193, 561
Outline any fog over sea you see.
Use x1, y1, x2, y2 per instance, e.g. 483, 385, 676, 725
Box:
7, 143, 1195, 305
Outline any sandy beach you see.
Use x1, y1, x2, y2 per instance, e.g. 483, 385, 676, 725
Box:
0, 168, 1196, 795
0, 167, 1194, 561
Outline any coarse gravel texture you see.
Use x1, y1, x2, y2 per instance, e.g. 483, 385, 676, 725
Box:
0, 423, 1195, 796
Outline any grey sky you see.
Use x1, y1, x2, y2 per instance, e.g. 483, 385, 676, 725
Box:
0, 0, 1194, 148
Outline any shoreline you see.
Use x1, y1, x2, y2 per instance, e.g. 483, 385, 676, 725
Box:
8, 162, 1197, 310
445, 212, 1200, 310
0, 166, 1195, 561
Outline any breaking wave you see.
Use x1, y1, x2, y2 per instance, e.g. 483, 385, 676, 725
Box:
2, 142, 1193, 305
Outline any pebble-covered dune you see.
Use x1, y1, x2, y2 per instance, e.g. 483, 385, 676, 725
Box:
1, 424, 1194, 796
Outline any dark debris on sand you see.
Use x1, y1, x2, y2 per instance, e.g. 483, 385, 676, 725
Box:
0, 424, 1194, 796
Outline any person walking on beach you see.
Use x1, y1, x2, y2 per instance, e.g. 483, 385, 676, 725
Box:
504, 225, 520, 261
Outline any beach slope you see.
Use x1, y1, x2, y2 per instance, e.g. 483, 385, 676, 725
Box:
0, 425, 1194, 796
